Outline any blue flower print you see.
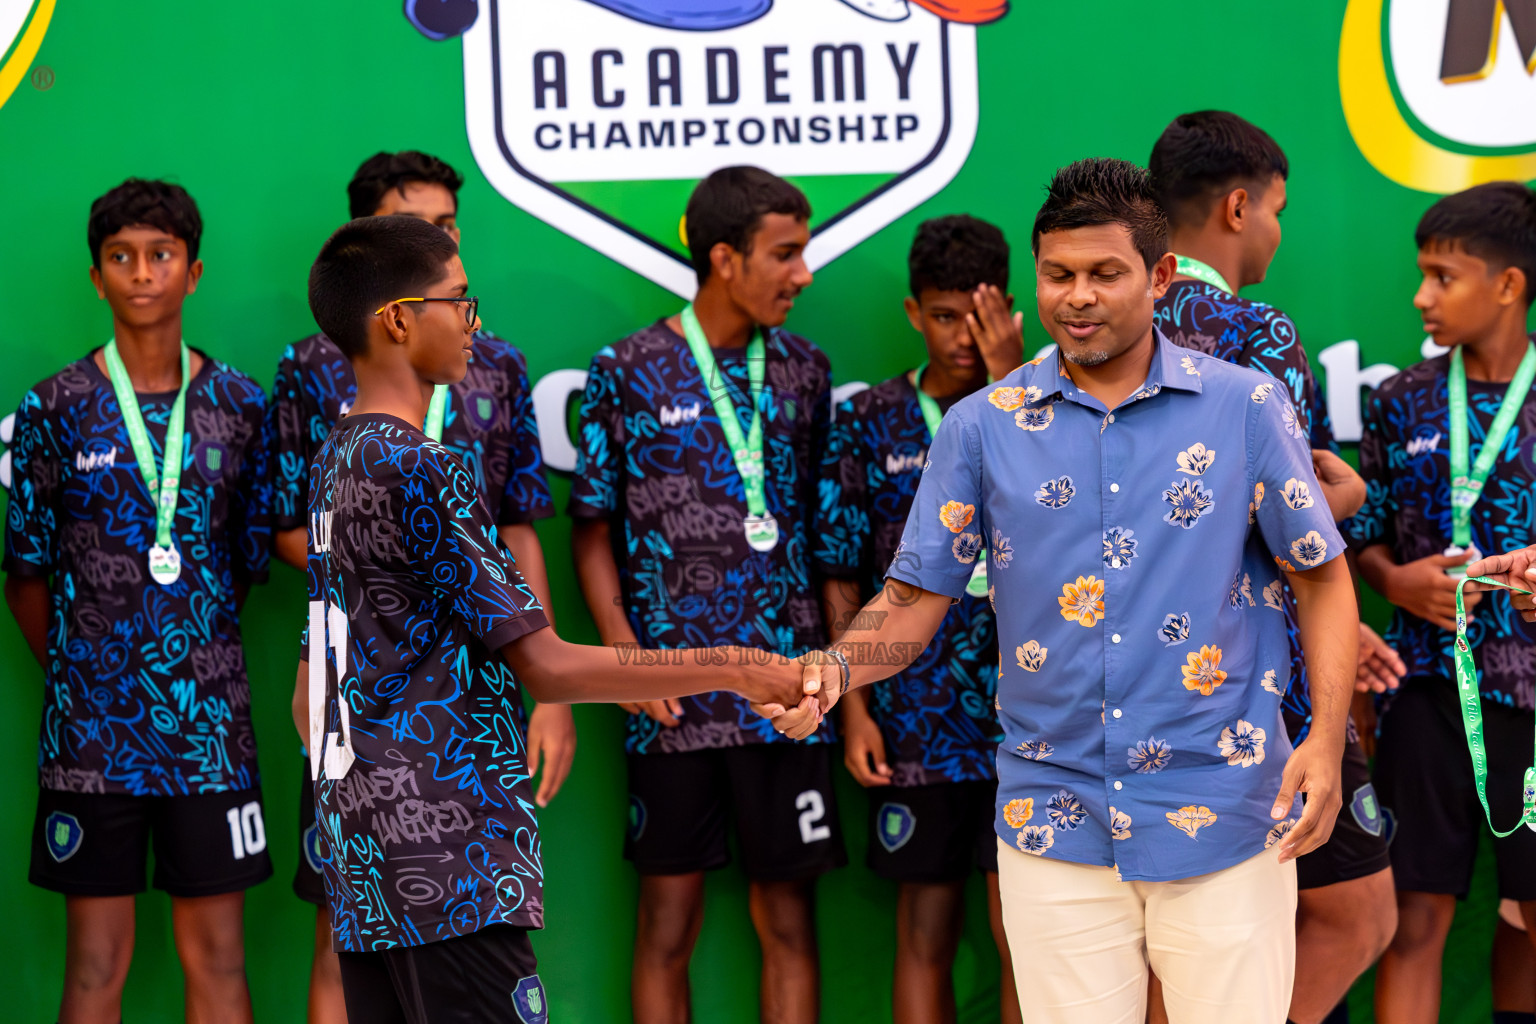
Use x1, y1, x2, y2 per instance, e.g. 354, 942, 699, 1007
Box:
1289, 530, 1329, 568
1103, 526, 1137, 570
1035, 475, 1075, 509
952, 532, 983, 564
1159, 613, 1190, 646
1015, 405, 1055, 432
1163, 477, 1213, 529
1015, 825, 1055, 855
1016, 739, 1054, 760
1046, 789, 1087, 831
1127, 737, 1172, 773
991, 528, 1013, 568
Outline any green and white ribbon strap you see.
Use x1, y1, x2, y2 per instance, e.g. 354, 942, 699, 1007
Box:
1453, 575, 1536, 835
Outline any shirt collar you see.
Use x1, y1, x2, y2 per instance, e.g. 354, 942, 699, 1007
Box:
1033, 328, 1203, 405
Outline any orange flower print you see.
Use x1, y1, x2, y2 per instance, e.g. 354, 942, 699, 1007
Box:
1058, 575, 1106, 627
1003, 798, 1034, 828
988, 386, 1027, 411
938, 500, 975, 534
1166, 804, 1218, 839
1181, 645, 1227, 695
1274, 555, 1296, 573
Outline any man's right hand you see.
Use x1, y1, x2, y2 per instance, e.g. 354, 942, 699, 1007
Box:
1466, 545, 1536, 621
618, 698, 685, 727
1384, 550, 1482, 632
841, 701, 892, 787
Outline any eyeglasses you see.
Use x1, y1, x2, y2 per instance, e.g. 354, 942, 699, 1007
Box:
373, 295, 480, 327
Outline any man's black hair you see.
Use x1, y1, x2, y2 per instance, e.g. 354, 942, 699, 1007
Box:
1031, 159, 1169, 272
1416, 182, 1536, 307
87, 178, 203, 269
1148, 111, 1289, 230
347, 151, 465, 220
684, 166, 811, 284
308, 216, 461, 359
908, 215, 1010, 297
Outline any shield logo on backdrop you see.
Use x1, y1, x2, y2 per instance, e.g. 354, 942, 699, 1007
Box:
876, 801, 915, 852
0, 0, 56, 113
45, 810, 83, 863
511, 975, 549, 1024
1340, 0, 1536, 191
460, 0, 996, 297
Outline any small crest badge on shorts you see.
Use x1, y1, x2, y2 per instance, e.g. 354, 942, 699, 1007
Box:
302, 823, 324, 874
45, 811, 83, 863
876, 802, 915, 853
1351, 784, 1384, 837
511, 974, 549, 1024
627, 794, 648, 842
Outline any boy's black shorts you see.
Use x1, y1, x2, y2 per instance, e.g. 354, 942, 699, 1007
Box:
1375, 676, 1536, 900
294, 762, 327, 906
866, 779, 998, 883
1295, 733, 1393, 891
338, 924, 546, 1024
30, 786, 273, 897
625, 743, 847, 880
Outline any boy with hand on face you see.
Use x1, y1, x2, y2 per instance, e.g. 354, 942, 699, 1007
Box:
5, 179, 272, 1024
815, 214, 1022, 1024
569, 165, 843, 1024
268, 150, 573, 1024
299, 215, 818, 1024
1351, 182, 1536, 1024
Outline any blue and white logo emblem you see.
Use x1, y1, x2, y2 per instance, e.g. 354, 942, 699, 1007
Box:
45, 811, 83, 863
876, 802, 915, 853
512, 974, 549, 1024
1352, 783, 1384, 837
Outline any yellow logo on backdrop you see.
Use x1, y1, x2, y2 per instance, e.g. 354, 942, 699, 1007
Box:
0, 0, 53, 112
1341, 0, 1536, 192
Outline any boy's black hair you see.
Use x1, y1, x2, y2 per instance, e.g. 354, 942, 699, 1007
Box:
1148, 111, 1289, 230
908, 215, 1010, 297
308, 216, 461, 359
1416, 182, 1536, 306
1032, 159, 1169, 272
87, 178, 203, 269
347, 151, 465, 220
684, 166, 811, 284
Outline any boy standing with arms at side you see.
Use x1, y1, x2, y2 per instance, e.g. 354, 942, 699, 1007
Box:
268, 150, 573, 1024
815, 214, 1023, 1024
570, 166, 843, 1024
1352, 182, 1536, 1024
5, 179, 272, 1024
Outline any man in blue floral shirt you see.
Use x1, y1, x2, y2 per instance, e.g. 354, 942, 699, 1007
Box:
796, 160, 1358, 1024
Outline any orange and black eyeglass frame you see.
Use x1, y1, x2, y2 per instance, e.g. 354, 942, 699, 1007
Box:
373, 296, 479, 326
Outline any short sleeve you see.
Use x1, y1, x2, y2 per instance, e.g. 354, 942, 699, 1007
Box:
494, 347, 555, 526
567, 348, 624, 519
1240, 309, 1333, 453
232, 388, 273, 584
885, 408, 982, 599
1345, 388, 1393, 552
269, 345, 313, 532
403, 447, 550, 651
1248, 387, 1345, 572
3, 388, 61, 577
813, 397, 871, 579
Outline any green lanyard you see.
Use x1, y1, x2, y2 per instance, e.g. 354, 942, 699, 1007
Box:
1174, 256, 1233, 294
914, 361, 988, 598
679, 306, 778, 551
1453, 575, 1536, 835
1448, 344, 1536, 551
425, 384, 449, 441
103, 339, 192, 585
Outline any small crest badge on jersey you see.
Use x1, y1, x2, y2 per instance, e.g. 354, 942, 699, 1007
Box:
876, 801, 915, 853
45, 810, 83, 863
467, 390, 498, 430
512, 975, 549, 1024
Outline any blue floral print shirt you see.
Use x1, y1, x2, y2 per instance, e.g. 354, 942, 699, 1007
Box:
888, 333, 1345, 882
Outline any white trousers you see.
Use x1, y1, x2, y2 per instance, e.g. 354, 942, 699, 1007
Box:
996, 839, 1298, 1024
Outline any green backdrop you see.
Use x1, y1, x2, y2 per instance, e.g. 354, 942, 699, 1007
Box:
0, 1, 1530, 1020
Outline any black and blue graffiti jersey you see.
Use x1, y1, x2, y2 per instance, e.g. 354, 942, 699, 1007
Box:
4, 351, 271, 795
814, 373, 1002, 786
568, 319, 833, 754
1154, 280, 1334, 741
306, 413, 550, 950
269, 331, 553, 530
1347, 356, 1536, 710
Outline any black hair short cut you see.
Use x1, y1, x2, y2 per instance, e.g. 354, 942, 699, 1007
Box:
908, 215, 1010, 297
1032, 159, 1169, 272
1148, 111, 1289, 230
87, 178, 203, 269
684, 166, 811, 284
347, 151, 465, 220
1416, 182, 1536, 306
308, 216, 461, 359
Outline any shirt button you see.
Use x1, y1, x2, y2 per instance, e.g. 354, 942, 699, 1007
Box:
1107, 414, 1116, 423
1114, 780, 1124, 791
1110, 483, 1120, 493
1112, 708, 1123, 719
1112, 633, 1122, 644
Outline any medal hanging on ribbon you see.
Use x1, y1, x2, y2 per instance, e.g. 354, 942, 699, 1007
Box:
1453, 575, 1536, 834
680, 306, 778, 552
103, 339, 192, 586
913, 361, 988, 597
1445, 344, 1536, 578
1173, 255, 1234, 295
425, 384, 450, 441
